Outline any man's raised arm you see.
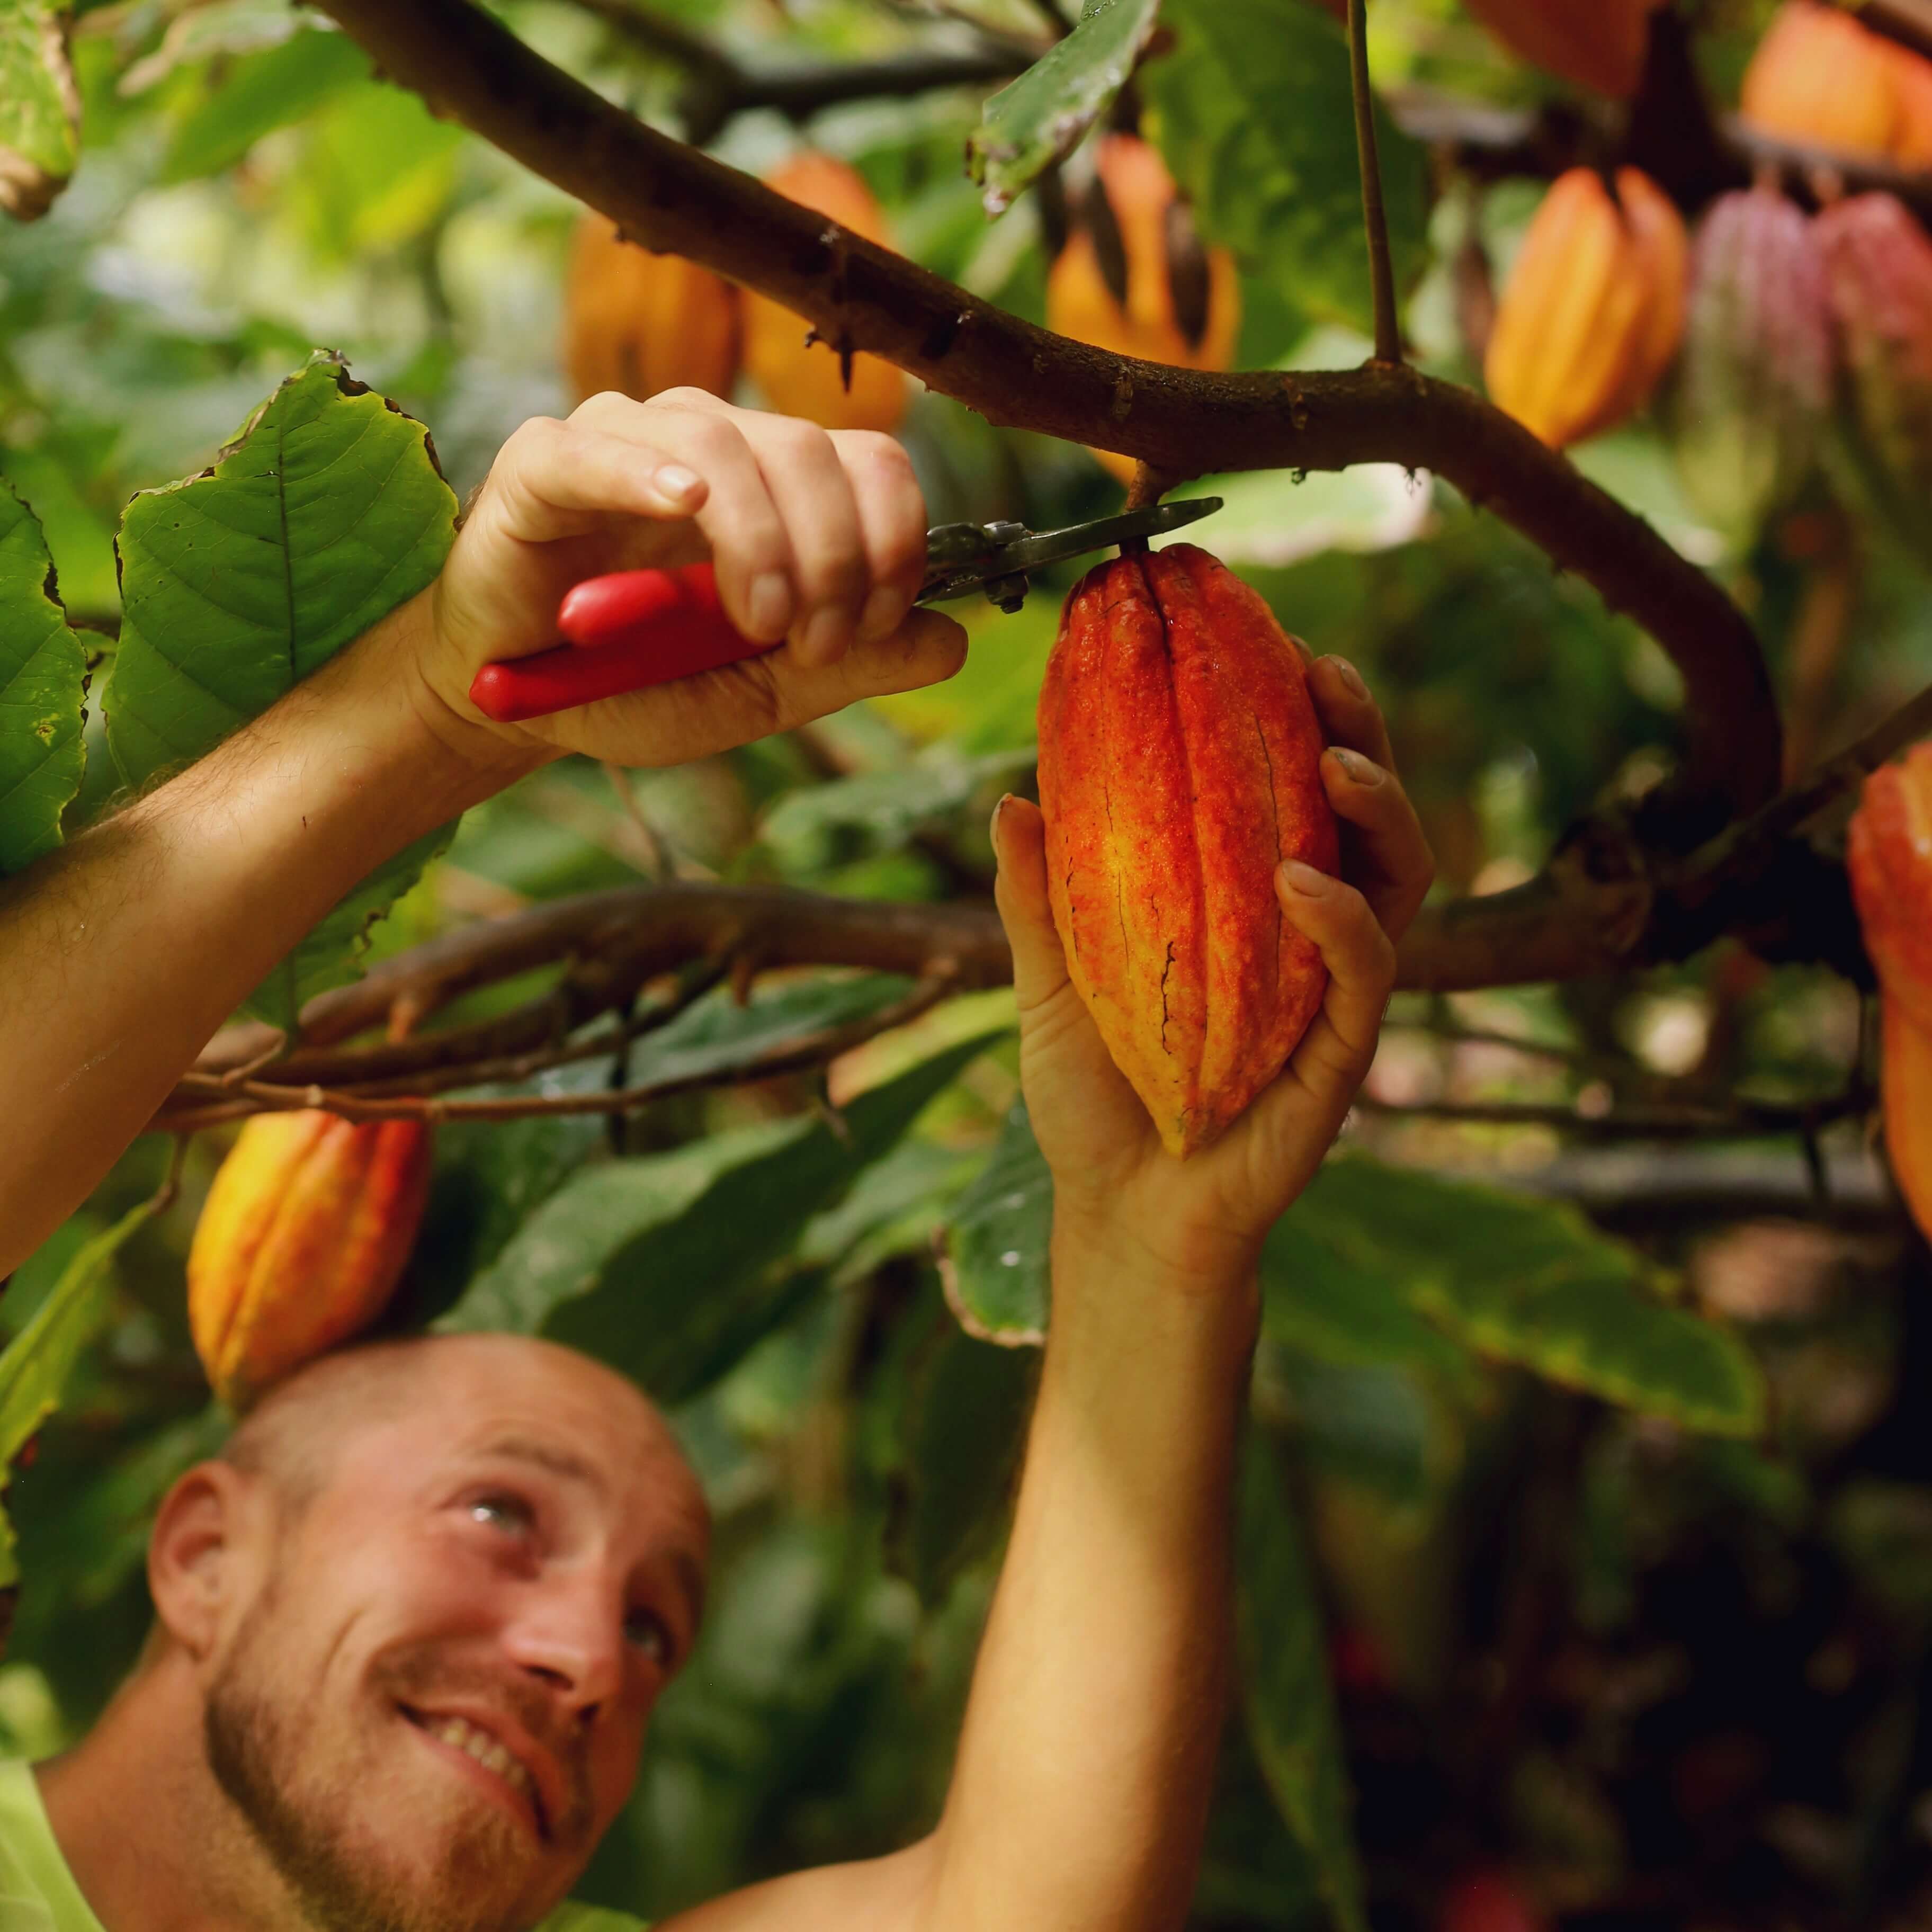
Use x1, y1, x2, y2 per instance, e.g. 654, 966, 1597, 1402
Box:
0, 393, 964, 1275
664, 661, 1434, 1932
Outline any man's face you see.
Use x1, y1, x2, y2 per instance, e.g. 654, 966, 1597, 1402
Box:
199, 1340, 709, 1932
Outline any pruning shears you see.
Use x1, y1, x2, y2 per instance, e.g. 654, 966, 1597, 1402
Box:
468, 497, 1224, 724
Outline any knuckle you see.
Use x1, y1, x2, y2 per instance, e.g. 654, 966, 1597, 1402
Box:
650, 386, 724, 414
568, 391, 632, 427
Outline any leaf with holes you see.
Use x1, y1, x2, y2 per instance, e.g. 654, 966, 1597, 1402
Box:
0, 478, 86, 875
101, 353, 459, 1028
967, 0, 1166, 216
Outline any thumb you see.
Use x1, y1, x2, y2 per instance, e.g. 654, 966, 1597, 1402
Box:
990, 794, 1073, 1016
793, 609, 968, 713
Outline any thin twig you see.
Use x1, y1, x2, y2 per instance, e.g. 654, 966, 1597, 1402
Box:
1358, 1087, 1869, 1141
1346, 0, 1402, 365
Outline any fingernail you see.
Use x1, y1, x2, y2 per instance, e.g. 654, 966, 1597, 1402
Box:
1280, 860, 1329, 896
748, 571, 792, 639
990, 792, 1011, 842
1325, 656, 1368, 699
1327, 746, 1382, 785
858, 585, 908, 642
802, 604, 852, 665
1287, 633, 1315, 669
654, 463, 702, 503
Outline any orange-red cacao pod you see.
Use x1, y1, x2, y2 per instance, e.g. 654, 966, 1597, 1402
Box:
561, 213, 741, 407
741, 153, 909, 434
187, 1111, 435, 1409
1036, 544, 1337, 1157
1885, 38, 1932, 168
1847, 745, 1932, 1240
1439, 1871, 1550, 1932
1461, 0, 1661, 99
1484, 165, 1687, 449
1045, 135, 1241, 484
1740, 3, 1903, 157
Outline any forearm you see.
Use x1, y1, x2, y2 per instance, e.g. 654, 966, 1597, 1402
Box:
0, 591, 543, 1273
922, 1218, 1259, 1932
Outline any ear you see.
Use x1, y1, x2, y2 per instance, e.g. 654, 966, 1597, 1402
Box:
147, 1462, 264, 1662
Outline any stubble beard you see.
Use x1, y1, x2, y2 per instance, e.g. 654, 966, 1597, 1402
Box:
202, 1581, 548, 1932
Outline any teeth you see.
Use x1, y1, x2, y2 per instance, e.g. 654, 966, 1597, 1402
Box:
422, 1714, 533, 1800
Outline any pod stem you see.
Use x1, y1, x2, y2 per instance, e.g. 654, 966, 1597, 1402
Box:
1348, 0, 1402, 366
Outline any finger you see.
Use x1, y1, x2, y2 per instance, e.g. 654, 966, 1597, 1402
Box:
1274, 861, 1397, 1099
741, 417, 870, 670
471, 417, 710, 547
1307, 655, 1397, 773
987, 793, 1074, 1018
836, 432, 929, 643
1319, 746, 1436, 942
568, 396, 801, 645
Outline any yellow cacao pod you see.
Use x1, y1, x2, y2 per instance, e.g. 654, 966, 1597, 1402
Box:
1484, 166, 1687, 449
1847, 743, 1932, 1240
187, 1111, 434, 1410
1740, 3, 1902, 158
1037, 544, 1338, 1158
562, 213, 741, 407
1461, 0, 1662, 99
1883, 37, 1932, 170
741, 153, 909, 434
1045, 135, 1241, 484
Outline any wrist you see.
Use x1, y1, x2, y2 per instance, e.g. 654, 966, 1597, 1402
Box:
1048, 1209, 1263, 1349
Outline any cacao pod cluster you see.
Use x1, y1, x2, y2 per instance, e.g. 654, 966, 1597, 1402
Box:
1044, 135, 1241, 484
1740, 2, 1932, 171
187, 1111, 434, 1410
562, 150, 908, 434
1036, 543, 1337, 1157
1847, 747, 1932, 1243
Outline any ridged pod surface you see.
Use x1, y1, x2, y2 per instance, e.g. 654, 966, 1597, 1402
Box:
1672, 188, 1832, 546
1847, 746, 1932, 1240
741, 153, 909, 434
1484, 167, 1687, 449
1045, 136, 1241, 485
1740, 3, 1904, 158
1036, 545, 1337, 1157
1817, 193, 1932, 514
187, 1111, 435, 1410
562, 213, 741, 406
1461, 0, 1660, 99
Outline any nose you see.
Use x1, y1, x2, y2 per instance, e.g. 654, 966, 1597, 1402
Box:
500, 1568, 627, 1722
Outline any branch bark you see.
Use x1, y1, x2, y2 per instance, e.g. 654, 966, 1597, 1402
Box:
314, 0, 1782, 824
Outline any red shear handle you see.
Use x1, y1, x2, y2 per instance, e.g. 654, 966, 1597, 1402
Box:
468, 563, 776, 724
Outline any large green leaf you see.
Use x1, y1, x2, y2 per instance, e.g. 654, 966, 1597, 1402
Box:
162, 29, 372, 183
627, 974, 918, 1090
0, 0, 79, 220
439, 1029, 1011, 1401
1260, 1214, 1467, 1376
102, 353, 460, 1027
966, 0, 1165, 216
1144, 0, 1427, 334
1294, 1155, 1765, 1435
1237, 1428, 1366, 1932
0, 1196, 157, 1597
0, 477, 85, 875
940, 1096, 1053, 1345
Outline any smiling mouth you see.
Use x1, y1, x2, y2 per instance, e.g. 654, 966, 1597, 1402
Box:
398, 1706, 550, 1840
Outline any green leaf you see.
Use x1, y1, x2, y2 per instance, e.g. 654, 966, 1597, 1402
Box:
161, 29, 371, 183
627, 974, 918, 1090
1295, 1155, 1766, 1435
1237, 1427, 1366, 1932
966, 0, 1165, 216
0, 1195, 158, 1594
103, 352, 460, 1028
940, 1096, 1052, 1346
0, 477, 86, 875
758, 748, 1033, 878
1144, 0, 1427, 334
439, 1028, 1011, 1401
1260, 1214, 1468, 1375
895, 1323, 1035, 1605
0, 0, 80, 220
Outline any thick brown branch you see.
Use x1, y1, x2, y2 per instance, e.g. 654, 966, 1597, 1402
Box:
315, 0, 1782, 822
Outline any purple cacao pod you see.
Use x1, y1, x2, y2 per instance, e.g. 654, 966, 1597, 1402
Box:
1672, 187, 1832, 547
1816, 193, 1932, 528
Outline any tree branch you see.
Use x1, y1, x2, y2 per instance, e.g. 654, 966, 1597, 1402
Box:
316, 0, 1781, 822
1347, 0, 1401, 363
